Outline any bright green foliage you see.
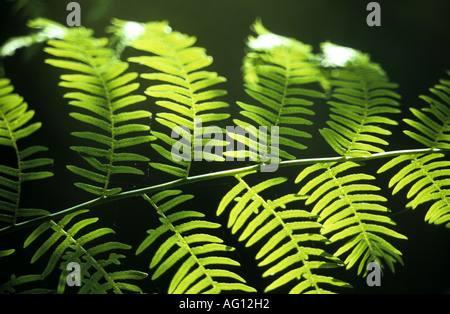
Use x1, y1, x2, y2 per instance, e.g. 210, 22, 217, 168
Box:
137, 191, 256, 294
0, 77, 53, 226
228, 20, 325, 161
320, 43, 401, 158
112, 20, 230, 178
0, 16, 449, 295
218, 174, 350, 293
296, 162, 407, 275
379, 154, 450, 228
41, 20, 154, 197
24, 210, 147, 294
403, 71, 450, 149
293, 45, 406, 275
378, 72, 450, 228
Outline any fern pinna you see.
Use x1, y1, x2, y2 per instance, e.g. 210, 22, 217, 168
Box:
24, 209, 147, 294
228, 20, 325, 162
42, 20, 154, 197
112, 19, 230, 178
137, 190, 255, 294
0, 78, 53, 226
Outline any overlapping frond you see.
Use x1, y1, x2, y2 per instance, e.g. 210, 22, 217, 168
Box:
227, 20, 325, 162
24, 210, 147, 294
319, 43, 401, 157
217, 173, 349, 293
137, 190, 255, 294
41, 21, 154, 197
111, 20, 230, 178
296, 161, 407, 275
0, 77, 53, 226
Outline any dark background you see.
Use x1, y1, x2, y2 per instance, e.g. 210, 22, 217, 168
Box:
0, 0, 449, 294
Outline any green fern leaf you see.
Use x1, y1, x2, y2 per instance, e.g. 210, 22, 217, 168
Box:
137, 191, 256, 294
217, 174, 350, 293
109, 20, 230, 177
403, 71, 450, 149
319, 43, 401, 157
296, 161, 407, 275
379, 153, 450, 228
0, 77, 53, 226
40, 22, 154, 197
378, 72, 450, 228
24, 210, 147, 294
228, 20, 325, 162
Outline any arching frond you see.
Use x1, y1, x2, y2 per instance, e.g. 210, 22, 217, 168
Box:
378, 72, 450, 228
379, 154, 450, 227
319, 43, 401, 157
403, 71, 450, 149
42, 22, 154, 197
227, 20, 325, 162
296, 161, 407, 275
218, 174, 350, 293
0, 77, 53, 227
111, 20, 230, 178
24, 210, 147, 294
137, 190, 255, 294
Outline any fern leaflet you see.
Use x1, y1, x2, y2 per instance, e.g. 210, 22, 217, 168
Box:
24, 210, 147, 294
137, 190, 256, 294
0, 77, 53, 226
40, 20, 154, 197
227, 20, 325, 162
403, 71, 450, 149
113, 20, 230, 178
296, 161, 407, 275
319, 43, 401, 157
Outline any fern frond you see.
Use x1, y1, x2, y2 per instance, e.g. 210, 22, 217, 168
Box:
379, 153, 450, 228
403, 71, 450, 149
24, 210, 147, 294
377, 73, 450, 228
319, 43, 401, 157
296, 161, 407, 275
228, 20, 325, 162
137, 190, 256, 294
41, 22, 154, 197
111, 20, 231, 178
0, 77, 53, 226
217, 174, 350, 293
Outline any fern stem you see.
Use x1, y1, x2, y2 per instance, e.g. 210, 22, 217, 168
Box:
1, 147, 449, 237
